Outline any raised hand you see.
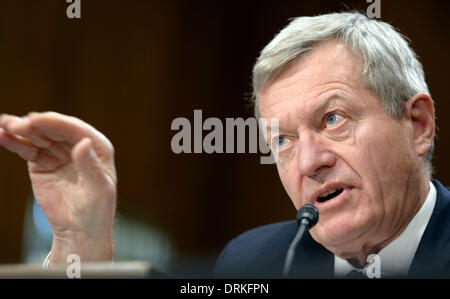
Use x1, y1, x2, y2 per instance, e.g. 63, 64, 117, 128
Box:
0, 112, 117, 265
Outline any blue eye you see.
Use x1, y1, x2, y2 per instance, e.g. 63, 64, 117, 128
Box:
327, 114, 337, 125
277, 137, 286, 147
273, 136, 287, 149
325, 113, 344, 128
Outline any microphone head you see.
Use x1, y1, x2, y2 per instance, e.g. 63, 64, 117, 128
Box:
296, 204, 319, 229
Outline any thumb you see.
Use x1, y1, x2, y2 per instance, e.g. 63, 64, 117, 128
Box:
72, 138, 111, 191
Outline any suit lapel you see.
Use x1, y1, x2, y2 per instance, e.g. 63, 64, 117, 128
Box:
291, 231, 334, 278
408, 179, 450, 277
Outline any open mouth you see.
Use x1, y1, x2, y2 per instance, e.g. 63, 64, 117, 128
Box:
317, 188, 344, 203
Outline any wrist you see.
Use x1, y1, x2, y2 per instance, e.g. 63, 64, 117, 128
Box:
49, 230, 114, 265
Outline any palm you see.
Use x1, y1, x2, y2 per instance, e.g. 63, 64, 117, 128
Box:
30, 162, 92, 232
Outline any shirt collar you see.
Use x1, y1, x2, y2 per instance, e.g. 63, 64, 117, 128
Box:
334, 181, 437, 277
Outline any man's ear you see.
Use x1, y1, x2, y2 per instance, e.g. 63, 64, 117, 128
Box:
403, 93, 435, 157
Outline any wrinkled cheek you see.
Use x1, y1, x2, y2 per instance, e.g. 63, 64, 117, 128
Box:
364, 135, 411, 190
276, 164, 303, 209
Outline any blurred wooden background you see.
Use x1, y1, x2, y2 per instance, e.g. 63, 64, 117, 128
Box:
0, 0, 448, 272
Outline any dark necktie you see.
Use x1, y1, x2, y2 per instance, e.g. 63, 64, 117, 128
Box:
345, 269, 367, 279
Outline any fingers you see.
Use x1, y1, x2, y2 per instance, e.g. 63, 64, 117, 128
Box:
0, 111, 112, 150
28, 150, 69, 172
0, 111, 114, 164
0, 128, 72, 171
1, 112, 116, 178
13, 112, 112, 155
0, 114, 72, 165
0, 128, 38, 161
71, 138, 116, 193
0, 114, 52, 148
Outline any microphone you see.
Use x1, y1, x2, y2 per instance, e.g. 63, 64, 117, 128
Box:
283, 203, 319, 277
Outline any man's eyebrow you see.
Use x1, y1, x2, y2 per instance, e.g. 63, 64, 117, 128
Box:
263, 94, 351, 131
310, 93, 351, 116
318, 93, 349, 109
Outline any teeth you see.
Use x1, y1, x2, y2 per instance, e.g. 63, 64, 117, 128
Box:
320, 189, 338, 198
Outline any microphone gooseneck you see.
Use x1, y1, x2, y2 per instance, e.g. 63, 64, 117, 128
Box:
283, 203, 319, 277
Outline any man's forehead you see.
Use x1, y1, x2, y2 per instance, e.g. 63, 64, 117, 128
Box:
258, 39, 365, 117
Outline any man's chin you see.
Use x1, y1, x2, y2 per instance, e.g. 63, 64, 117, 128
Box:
310, 219, 372, 254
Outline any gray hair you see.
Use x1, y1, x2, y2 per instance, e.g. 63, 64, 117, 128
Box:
252, 11, 435, 174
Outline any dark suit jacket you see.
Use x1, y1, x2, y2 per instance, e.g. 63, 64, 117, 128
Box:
214, 179, 450, 278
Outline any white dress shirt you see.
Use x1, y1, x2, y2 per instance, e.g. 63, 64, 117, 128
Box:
334, 181, 436, 278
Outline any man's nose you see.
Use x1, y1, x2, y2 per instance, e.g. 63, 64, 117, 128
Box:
297, 131, 336, 178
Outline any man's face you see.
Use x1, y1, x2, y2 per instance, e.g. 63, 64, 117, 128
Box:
258, 40, 422, 257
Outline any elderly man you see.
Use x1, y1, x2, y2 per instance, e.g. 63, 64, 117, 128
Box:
0, 12, 448, 279
214, 12, 449, 278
